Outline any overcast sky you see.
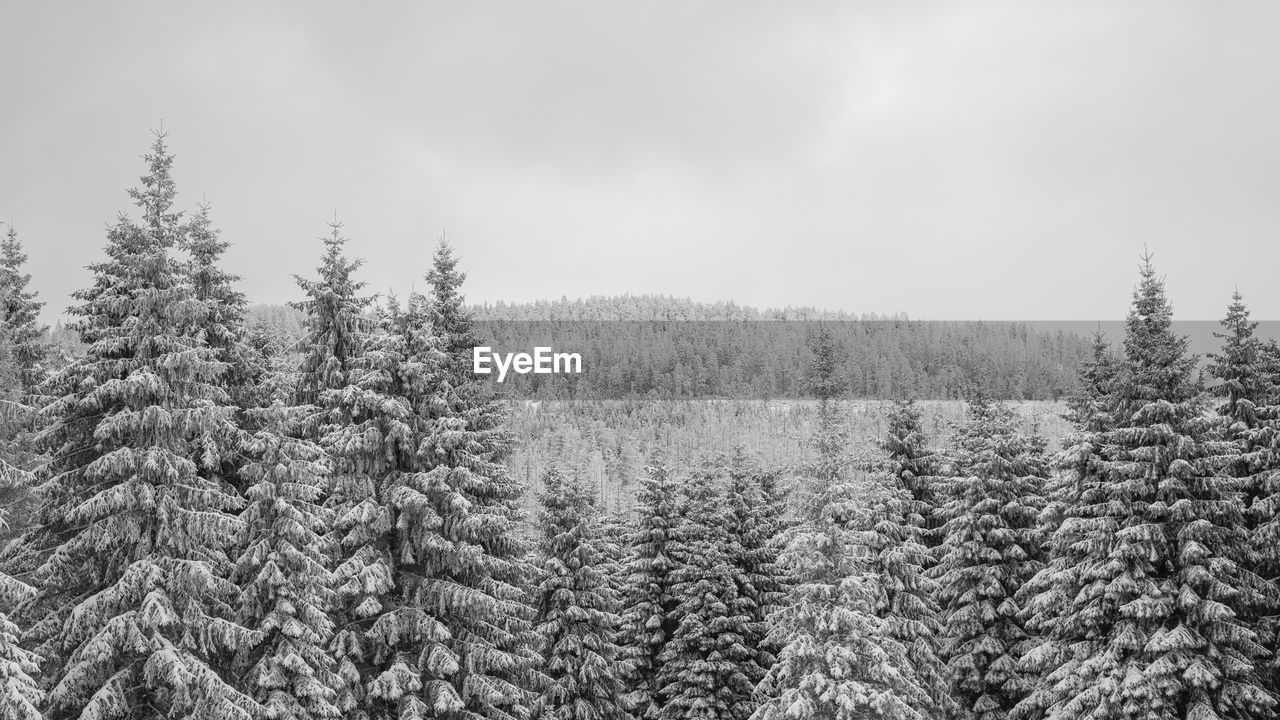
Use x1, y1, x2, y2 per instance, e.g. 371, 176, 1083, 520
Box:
3, 2, 1277, 324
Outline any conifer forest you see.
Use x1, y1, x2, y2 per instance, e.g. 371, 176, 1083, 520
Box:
4, 134, 1280, 720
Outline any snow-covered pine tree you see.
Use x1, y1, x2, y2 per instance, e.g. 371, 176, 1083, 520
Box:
1203, 289, 1274, 509
235, 399, 341, 719
1016, 330, 1119, 692
423, 240, 480, 387
0, 224, 45, 559
655, 465, 760, 720
1208, 293, 1280, 700
621, 462, 683, 720
531, 468, 631, 720
721, 454, 784, 717
1044, 330, 1118, 538
878, 398, 941, 546
0, 224, 48, 393
934, 397, 1046, 720
322, 296, 476, 720
753, 329, 927, 720
292, 222, 371, 411
865, 402, 952, 720
182, 203, 264, 416
1018, 257, 1276, 720
24, 132, 259, 719
0, 571, 42, 720
0, 330, 42, 720
418, 242, 539, 719
1254, 338, 1280, 698
293, 232, 422, 718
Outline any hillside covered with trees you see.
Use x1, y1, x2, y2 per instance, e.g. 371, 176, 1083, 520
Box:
246, 296, 1094, 401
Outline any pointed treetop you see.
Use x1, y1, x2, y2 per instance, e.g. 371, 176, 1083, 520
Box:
127, 130, 182, 240
1123, 253, 1191, 381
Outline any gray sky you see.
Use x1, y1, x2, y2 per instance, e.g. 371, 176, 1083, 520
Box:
3, 1, 1278, 324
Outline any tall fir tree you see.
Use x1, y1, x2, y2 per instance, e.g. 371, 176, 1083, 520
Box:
1018, 257, 1275, 720
292, 222, 371, 410
934, 398, 1047, 720
1, 330, 42, 719
23, 133, 260, 719
419, 242, 539, 719
234, 399, 341, 719
721, 454, 784, 718
423, 240, 479, 387
181, 203, 263, 415
878, 398, 941, 546
0, 223, 48, 393
753, 329, 927, 720
867, 400, 953, 720
1253, 342, 1280, 698
1208, 293, 1280, 700
621, 463, 683, 720
655, 466, 760, 720
530, 468, 631, 720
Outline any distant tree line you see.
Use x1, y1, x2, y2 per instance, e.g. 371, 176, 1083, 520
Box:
245, 298, 1096, 401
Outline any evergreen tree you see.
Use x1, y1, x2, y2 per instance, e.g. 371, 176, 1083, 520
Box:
420, 244, 539, 719
234, 399, 341, 719
1208, 294, 1280, 700
0, 223, 48, 393
655, 467, 760, 720
1209, 291, 1265, 433
867, 401, 952, 720
934, 398, 1046, 720
753, 329, 927, 720
299, 268, 457, 719
621, 463, 682, 720
25, 133, 259, 718
1018, 257, 1275, 720
878, 398, 940, 545
292, 222, 370, 409
182, 203, 262, 414
721, 455, 784, 716
423, 240, 479, 386
531, 468, 631, 720
1254, 350, 1280, 698
0, 332, 41, 719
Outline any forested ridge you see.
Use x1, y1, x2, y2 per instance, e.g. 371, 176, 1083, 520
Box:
1, 134, 1279, 720
247, 297, 1094, 401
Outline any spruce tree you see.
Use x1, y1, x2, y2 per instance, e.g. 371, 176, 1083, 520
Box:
753, 329, 927, 720
0, 335, 41, 719
530, 468, 631, 720
721, 456, 784, 715
1018, 258, 1275, 720
234, 399, 341, 719
655, 467, 760, 720
621, 463, 682, 720
182, 203, 262, 415
867, 402, 952, 720
1254, 350, 1280, 698
423, 241, 479, 385
419, 242, 539, 719
934, 398, 1046, 720
292, 222, 370, 410
25, 132, 259, 718
0, 224, 48, 393
1209, 291, 1265, 434
1209, 293, 1280, 700
878, 398, 940, 545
